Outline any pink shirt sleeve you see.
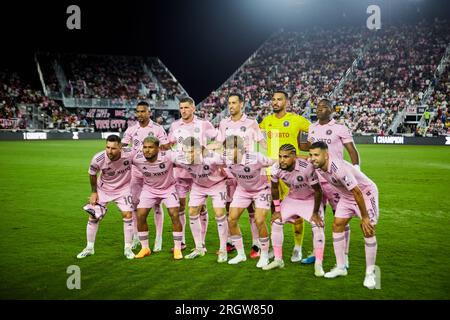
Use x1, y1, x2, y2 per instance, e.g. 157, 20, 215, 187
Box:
88, 153, 101, 175
257, 153, 275, 168
155, 126, 169, 145
204, 121, 218, 140
339, 124, 354, 144
336, 162, 358, 191
270, 163, 280, 183
121, 127, 133, 145
168, 124, 176, 144
306, 163, 319, 187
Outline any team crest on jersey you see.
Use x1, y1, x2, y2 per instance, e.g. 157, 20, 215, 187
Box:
159, 163, 166, 169
296, 176, 303, 182
311, 131, 315, 134
331, 177, 338, 184
283, 121, 290, 127
326, 130, 333, 135
123, 160, 129, 166
244, 166, 250, 173
203, 165, 210, 171
194, 127, 200, 133
240, 126, 246, 132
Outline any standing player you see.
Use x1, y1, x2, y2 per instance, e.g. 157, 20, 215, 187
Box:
122, 101, 170, 252
131, 136, 184, 260
259, 90, 311, 262
263, 144, 325, 277
168, 97, 217, 251
215, 93, 266, 258
223, 135, 275, 268
309, 142, 379, 289
301, 98, 360, 266
77, 135, 135, 260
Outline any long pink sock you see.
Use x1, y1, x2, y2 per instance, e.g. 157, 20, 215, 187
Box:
173, 231, 183, 250
154, 204, 164, 240
333, 232, 346, 268
248, 213, 259, 246
200, 210, 208, 244
179, 212, 186, 243
271, 220, 284, 260
138, 231, 149, 249
123, 218, 133, 247
344, 224, 351, 256
215, 215, 229, 252
86, 219, 99, 244
189, 214, 203, 249
259, 237, 269, 257
312, 225, 325, 264
132, 210, 138, 236
364, 236, 377, 274
231, 235, 244, 255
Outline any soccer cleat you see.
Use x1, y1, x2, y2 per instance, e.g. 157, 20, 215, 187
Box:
324, 266, 348, 278
226, 242, 236, 253
217, 250, 228, 263
124, 248, 135, 260
76, 248, 94, 259
153, 238, 162, 252
171, 243, 187, 252
249, 245, 260, 259
135, 248, 151, 259
228, 254, 247, 265
314, 264, 325, 277
131, 235, 140, 250
262, 259, 285, 270
301, 252, 316, 264
184, 248, 206, 260
363, 272, 376, 289
345, 254, 350, 269
173, 249, 183, 260
291, 247, 302, 263
256, 256, 269, 269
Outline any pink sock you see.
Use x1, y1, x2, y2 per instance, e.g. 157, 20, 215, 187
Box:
123, 218, 133, 247
312, 225, 325, 264
132, 211, 138, 237
179, 212, 186, 243
344, 224, 351, 256
86, 219, 99, 243
259, 237, 269, 256
248, 213, 259, 246
173, 231, 183, 250
333, 232, 346, 268
154, 204, 164, 239
364, 236, 377, 274
138, 231, 149, 249
271, 220, 283, 260
189, 214, 203, 249
215, 215, 229, 252
231, 235, 244, 254
200, 210, 208, 244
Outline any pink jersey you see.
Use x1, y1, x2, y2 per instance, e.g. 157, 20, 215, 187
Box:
225, 153, 274, 193
270, 158, 319, 200
122, 120, 169, 151
217, 114, 266, 152
177, 155, 227, 188
132, 150, 181, 196
88, 148, 135, 193
308, 119, 353, 160
316, 157, 376, 200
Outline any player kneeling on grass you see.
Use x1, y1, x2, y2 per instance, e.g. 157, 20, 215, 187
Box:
223, 135, 275, 268
309, 141, 379, 289
132, 136, 184, 260
77, 134, 135, 260
264, 144, 325, 277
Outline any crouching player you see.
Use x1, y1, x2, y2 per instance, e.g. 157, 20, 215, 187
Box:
309, 141, 379, 289
264, 144, 325, 277
77, 134, 135, 260
132, 136, 184, 260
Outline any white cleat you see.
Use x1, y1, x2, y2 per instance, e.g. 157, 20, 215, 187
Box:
314, 264, 325, 277
262, 259, 285, 270
290, 247, 302, 263
256, 256, 269, 268
228, 254, 247, 265
217, 251, 228, 263
124, 248, 135, 260
184, 248, 206, 260
345, 254, 350, 269
131, 235, 140, 250
324, 266, 348, 278
363, 272, 377, 289
77, 248, 94, 259
153, 237, 162, 252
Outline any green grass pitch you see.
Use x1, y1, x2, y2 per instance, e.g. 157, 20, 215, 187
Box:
0, 140, 449, 299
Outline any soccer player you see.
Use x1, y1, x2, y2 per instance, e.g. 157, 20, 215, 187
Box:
223, 135, 275, 268
309, 141, 379, 289
263, 144, 325, 277
259, 90, 311, 262
215, 93, 266, 258
132, 136, 184, 260
178, 137, 229, 263
122, 101, 170, 252
301, 98, 360, 266
168, 96, 217, 251
77, 134, 135, 260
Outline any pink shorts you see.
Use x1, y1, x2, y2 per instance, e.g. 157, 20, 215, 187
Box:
230, 186, 271, 210
280, 196, 324, 224
320, 180, 340, 211
335, 187, 379, 225
138, 185, 180, 209
189, 181, 227, 208
175, 178, 193, 199
97, 188, 134, 213
226, 178, 237, 203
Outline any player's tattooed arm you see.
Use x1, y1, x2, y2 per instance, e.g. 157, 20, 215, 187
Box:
89, 174, 98, 205
298, 132, 310, 152
311, 183, 324, 227
351, 186, 374, 237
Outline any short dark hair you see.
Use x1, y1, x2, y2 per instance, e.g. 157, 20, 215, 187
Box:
137, 101, 149, 108
228, 93, 244, 103
279, 143, 297, 155
143, 135, 160, 147
106, 134, 121, 144
179, 96, 195, 105
318, 98, 333, 109
273, 90, 289, 99
310, 141, 328, 150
